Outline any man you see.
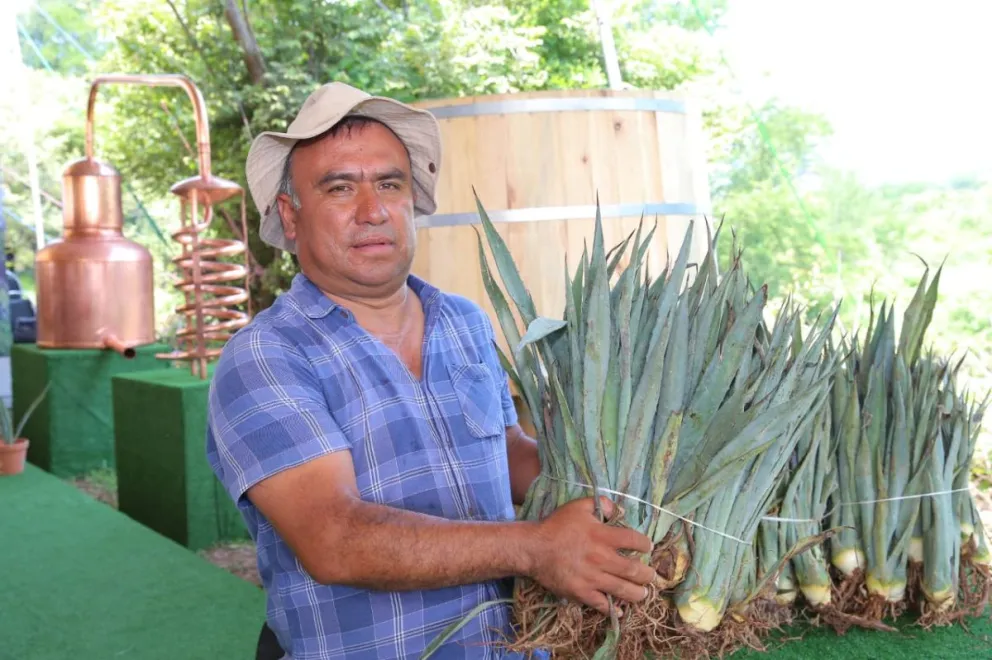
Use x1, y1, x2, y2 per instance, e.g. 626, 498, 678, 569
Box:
206, 82, 657, 659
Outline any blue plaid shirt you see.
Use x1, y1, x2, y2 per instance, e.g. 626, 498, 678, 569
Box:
206, 272, 524, 659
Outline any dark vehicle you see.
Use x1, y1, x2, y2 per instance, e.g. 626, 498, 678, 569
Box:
7, 269, 37, 343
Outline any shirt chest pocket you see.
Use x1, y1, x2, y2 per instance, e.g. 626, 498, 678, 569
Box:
445, 362, 506, 440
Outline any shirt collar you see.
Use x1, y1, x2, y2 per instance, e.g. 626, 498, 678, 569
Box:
289, 272, 441, 320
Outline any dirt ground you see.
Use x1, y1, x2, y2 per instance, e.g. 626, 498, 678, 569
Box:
66, 468, 261, 588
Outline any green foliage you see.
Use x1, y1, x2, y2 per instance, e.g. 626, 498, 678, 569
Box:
710, 95, 991, 456
17, 0, 110, 75
5, 0, 987, 459
79, 0, 721, 310
0, 72, 91, 281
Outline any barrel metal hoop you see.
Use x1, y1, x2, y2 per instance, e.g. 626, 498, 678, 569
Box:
426, 97, 686, 119
420, 202, 702, 228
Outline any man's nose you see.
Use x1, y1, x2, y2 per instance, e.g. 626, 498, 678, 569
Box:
355, 186, 388, 225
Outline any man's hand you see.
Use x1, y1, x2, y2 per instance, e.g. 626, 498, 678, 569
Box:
526, 497, 656, 615
247, 451, 657, 611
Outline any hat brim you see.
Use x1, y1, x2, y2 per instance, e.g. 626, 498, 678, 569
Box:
246, 96, 441, 254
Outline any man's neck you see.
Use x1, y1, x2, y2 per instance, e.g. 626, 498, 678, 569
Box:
323, 280, 418, 337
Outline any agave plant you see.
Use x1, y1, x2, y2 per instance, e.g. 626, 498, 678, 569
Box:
0, 382, 50, 445
468, 190, 838, 658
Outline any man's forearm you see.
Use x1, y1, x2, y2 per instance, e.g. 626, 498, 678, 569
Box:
306, 498, 539, 591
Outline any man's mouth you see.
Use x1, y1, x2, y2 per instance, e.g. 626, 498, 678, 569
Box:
353, 237, 393, 249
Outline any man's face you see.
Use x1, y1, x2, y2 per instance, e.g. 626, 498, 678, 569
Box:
276, 121, 417, 298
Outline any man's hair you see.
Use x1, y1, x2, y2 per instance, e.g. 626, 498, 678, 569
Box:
277, 115, 410, 211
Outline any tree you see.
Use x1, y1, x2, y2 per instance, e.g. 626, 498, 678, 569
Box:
85, 0, 725, 312
16, 0, 109, 75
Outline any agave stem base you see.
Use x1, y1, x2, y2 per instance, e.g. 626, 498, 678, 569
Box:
799, 583, 831, 607
677, 595, 725, 633
813, 569, 903, 635
908, 537, 924, 563
865, 572, 907, 603
831, 548, 866, 577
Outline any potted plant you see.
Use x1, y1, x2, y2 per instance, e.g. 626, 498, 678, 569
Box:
0, 383, 51, 476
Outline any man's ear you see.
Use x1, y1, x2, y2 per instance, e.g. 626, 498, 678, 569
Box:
275, 194, 298, 242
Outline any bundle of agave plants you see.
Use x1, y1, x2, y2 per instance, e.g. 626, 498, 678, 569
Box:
425, 193, 990, 660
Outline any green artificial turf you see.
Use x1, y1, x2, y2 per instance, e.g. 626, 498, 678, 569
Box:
0, 464, 265, 660
735, 609, 992, 659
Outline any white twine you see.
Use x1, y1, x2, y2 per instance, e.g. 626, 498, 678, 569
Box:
759, 487, 973, 524
546, 476, 749, 545
835, 487, 970, 507
760, 516, 820, 523
544, 475, 974, 541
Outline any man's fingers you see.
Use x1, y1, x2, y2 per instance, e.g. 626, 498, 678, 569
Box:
594, 573, 651, 605
593, 496, 618, 520
604, 526, 653, 555
603, 554, 657, 586
579, 589, 613, 616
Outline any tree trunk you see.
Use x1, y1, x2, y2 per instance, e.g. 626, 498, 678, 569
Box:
223, 0, 266, 84
590, 0, 623, 90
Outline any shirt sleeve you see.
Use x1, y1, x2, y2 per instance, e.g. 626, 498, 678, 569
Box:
206, 327, 351, 505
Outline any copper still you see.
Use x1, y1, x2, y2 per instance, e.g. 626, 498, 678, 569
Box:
35, 74, 251, 375
165, 171, 251, 379
35, 144, 154, 358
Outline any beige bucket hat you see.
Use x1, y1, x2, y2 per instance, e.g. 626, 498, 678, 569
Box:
245, 81, 442, 253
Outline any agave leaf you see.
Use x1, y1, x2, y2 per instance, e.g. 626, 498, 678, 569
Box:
606, 225, 637, 279
476, 228, 543, 441
565, 258, 583, 416
678, 285, 769, 458
669, 385, 825, 508
493, 344, 524, 407
591, 628, 620, 660
474, 190, 538, 326
736, 528, 840, 611
644, 219, 694, 364
516, 317, 568, 357
547, 365, 595, 488
419, 599, 513, 660
898, 266, 930, 362
583, 204, 614, 491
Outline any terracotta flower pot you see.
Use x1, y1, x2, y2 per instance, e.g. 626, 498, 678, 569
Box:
0, 438, 30, 476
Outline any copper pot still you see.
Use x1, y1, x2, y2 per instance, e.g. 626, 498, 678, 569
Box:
35, 147, 154, 358
35, 74, 251, 370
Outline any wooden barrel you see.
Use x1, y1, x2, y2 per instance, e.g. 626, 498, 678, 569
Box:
410, 89, 712, 360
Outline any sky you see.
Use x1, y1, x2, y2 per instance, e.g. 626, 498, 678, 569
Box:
717, 0, 992, 186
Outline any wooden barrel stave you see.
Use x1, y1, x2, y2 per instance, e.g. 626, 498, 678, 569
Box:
410, 89, 712, 363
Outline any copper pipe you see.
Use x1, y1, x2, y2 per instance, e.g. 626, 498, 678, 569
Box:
82, 73, 251, 378
85, 74, 212, 179
102, 333, 137, 359
155, 184, 250, 379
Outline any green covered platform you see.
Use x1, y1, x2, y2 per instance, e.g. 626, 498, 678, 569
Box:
12, 343, 173, 477
112, 366, 248, 551
0, 464, 264, 660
